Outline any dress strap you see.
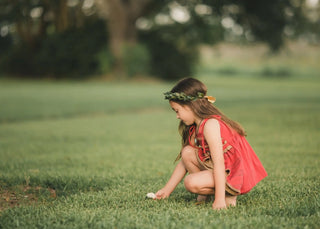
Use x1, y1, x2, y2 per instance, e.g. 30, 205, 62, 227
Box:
188, 125, 197, 148
198, 118, 210, 153
198, 118, 209, 135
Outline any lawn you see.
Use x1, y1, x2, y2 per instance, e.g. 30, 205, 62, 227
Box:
0, 49, 320, 228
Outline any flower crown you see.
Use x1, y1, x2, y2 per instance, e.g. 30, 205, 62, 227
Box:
164, 91, 216, 103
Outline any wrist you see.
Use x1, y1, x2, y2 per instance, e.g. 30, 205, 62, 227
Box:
163, 187, 172, 196
214, 197, 226, 202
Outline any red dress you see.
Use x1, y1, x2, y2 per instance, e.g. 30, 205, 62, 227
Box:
188, 115, 267, 195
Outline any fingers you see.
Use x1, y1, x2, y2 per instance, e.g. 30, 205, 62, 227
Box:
155, 193, 165, 199
155, 190, 168, 199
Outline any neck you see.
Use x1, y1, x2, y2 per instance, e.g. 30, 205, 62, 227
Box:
194, 117, 202, 126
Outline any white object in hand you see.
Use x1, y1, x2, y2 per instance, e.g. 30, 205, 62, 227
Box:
146, 192, 156, 199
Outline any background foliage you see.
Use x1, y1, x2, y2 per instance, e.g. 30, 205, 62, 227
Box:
0, 0, 319, 79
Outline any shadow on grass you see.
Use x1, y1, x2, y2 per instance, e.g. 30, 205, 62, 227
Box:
0, 175, 114, 211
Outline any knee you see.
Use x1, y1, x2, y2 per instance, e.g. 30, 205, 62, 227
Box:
181, 145, 196, 162
184, 175, 199, 193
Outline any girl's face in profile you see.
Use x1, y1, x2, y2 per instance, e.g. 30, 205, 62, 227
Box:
169, 101, 199, 126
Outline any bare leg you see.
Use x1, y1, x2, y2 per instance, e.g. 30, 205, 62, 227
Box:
184, 170, 215, 194
181, 146, 209, 201
181, 146, 204, 173
184, 169, 238, 207
181, 145, 238, 207
183, 170, 215, 203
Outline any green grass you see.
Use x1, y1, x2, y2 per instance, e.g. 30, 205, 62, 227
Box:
1, 67, 320, 227
0, 80, 170, 122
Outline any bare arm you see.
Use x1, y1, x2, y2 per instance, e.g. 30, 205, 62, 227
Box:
203, 119, 227, 210
155, 160, 187, 199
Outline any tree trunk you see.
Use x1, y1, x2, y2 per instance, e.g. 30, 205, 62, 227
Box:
95, 0, 151, 78
55, 0, 69, 32
107, 0, 128, 77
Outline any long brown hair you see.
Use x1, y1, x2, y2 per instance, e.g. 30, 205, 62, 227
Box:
168, 78, 246, 148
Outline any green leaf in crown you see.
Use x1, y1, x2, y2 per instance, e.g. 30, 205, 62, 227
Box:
164, 91, 205, 101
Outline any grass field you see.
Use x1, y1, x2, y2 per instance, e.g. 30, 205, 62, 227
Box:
0, 44, 320, 228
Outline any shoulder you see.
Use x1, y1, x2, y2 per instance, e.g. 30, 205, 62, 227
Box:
203, 118, 220, 135
202, 118, 222, 144
204, 118, 220, 127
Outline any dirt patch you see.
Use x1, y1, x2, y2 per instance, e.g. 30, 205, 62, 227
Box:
0, 185, 56, 212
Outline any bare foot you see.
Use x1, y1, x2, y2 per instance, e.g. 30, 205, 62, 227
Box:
225, 195, 237, 207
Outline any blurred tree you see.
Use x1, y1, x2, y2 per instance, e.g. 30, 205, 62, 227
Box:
95, 0, 152, 77
284, 0, 320, 44
93, 0, 300, 78
227, 0, 288, 51
138, 1, 224, 79
0, 0, 107, 77
0, 0, 70, 49
0, 0, 318, 79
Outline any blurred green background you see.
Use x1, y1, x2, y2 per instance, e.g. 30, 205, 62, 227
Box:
0, 1, 320, 228
0, 0, 319, 80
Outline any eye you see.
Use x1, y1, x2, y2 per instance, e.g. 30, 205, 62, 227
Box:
171, 108, 178, 113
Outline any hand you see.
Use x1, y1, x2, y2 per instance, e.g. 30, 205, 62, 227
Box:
212, 199, 227, 210
155, 188, 170, 199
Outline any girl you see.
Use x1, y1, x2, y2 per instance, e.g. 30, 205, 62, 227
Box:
155, 78, 267, 210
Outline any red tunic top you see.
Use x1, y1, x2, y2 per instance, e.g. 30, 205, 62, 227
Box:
188, 115, 267, 195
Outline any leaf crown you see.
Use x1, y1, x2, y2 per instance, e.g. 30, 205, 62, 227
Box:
164, 91, 205, 101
